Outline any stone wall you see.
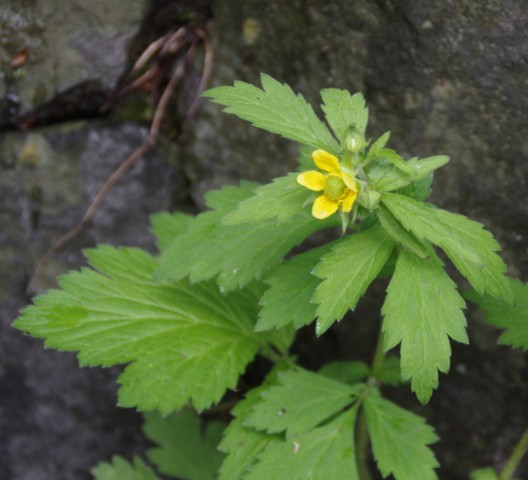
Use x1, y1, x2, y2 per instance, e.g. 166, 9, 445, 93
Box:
1, 1, 526, 478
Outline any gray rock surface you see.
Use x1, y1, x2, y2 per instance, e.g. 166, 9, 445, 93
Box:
1, 0, 527, 478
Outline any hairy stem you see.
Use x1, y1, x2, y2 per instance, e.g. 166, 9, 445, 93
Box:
499, 426, 528, 480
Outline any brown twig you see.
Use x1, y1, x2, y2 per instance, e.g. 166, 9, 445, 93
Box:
158, 27, 188, 57
116, 64, 160, 98
132, 31, 174, 72
26, 43, 198, 295
150, 45, 195, 138
186, 28, 214, 121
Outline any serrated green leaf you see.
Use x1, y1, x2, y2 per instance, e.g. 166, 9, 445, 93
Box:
395, 172, 433, 201
144, 410, 224, 480
382, 193, 512, 303
470, 468, 499, 480
220, 214, 328, 292
366, 131, 390, 162
376, 356, 403, 386
257, 241, 340, 331
85, 245, 158, 282
377, 205, 431, 259
15, 247, 270, 414
318, 361, 369, 384
219, 366, 286, 480
466, 278, 528, 350
320, 89, 368, 139
205, 181, 261, 211
246, 407, 359, 480
382, 249, 468, 403
92, 456, 159, 480
377, 149, 414, 174
367, 155, 449, 193
154, 182, 257, 284
204, 74, 339, 154
219, 418, 272, 480
364, 391, 439, 480
222, 174, 309, 225
150, 212, 193, 253
156, 183, 333, 292
313, 227, 395, 335
244, 368, 362, 438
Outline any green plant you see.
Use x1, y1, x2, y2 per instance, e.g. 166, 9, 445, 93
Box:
14, 75, 527, 479
466, 279, 528, 480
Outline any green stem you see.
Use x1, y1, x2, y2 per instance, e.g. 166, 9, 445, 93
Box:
355, 327, 386, 480
369, 330, 386, 380
262, 345, 296, 367
499, 426, 528, 480
356, 412, 373, 480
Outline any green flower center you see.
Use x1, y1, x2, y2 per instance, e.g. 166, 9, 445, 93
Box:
324, 174, 346, 201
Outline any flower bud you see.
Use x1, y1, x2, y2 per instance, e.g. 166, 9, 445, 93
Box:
344, 126, 366, 154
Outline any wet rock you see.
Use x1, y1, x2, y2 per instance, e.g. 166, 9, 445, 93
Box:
0, 0, 147, 110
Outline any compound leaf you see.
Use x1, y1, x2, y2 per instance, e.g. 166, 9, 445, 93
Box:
376, 149, 415, 174
395, 173, 433, 201
313, 227, 395, 335
157, 182, 331, 292
366, 131, 391, 162
92, 456, 159, 480
15, 246, 270, 414
150, 212, 193, 253
244, 368, 361, 438
382, 193, 512, 303
222, 173, 310, 225
219, 415, 272, 480
367, 156, 449, 193
364, 391, 439, 480
382, 249, 468, 403
320, 89, 368, 139
84, 244, 158, 282
144, 410, 224, 480
155, 182, 255, 285
246, 407, 359, 480
257, 241, 340, 331
204, 74, 339, 154
219, 366, 285, 480
377, 205, 431, 259
466, 278, 528, 351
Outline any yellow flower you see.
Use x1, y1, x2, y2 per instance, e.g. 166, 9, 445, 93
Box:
297, 149, 358, 220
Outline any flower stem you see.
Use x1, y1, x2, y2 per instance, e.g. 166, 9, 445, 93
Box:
499, 426, 528, 480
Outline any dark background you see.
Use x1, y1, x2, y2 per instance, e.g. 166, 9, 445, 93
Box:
1, 0, 527, 478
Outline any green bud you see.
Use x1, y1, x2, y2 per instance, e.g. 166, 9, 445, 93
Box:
343, 126, 366, 154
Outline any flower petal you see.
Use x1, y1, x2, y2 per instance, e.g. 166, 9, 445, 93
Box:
341, 190, 358, 213
341, 172, 358, 192
297, 171, 325, 191
312, 149, 340, 173
312, 195, 339, 219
